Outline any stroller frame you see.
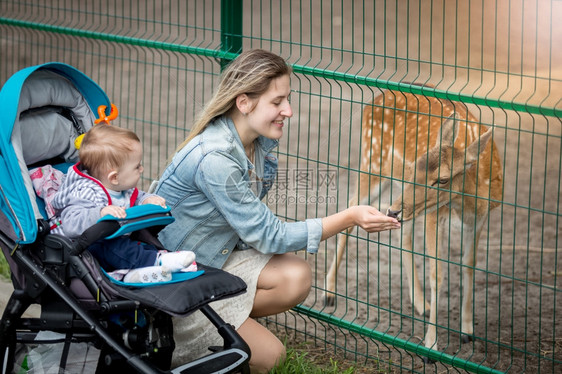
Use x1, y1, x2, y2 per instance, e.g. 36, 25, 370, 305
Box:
0, 63, 251, 373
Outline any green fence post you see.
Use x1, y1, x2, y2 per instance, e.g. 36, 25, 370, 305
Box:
220, 0, 243, 70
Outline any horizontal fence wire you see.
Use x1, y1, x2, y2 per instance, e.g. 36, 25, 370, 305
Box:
2, 16, 560, 118
1, 0, 561, 373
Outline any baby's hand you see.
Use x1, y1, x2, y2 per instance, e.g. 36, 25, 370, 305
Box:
101, 205, 127, 218
143, 195, 167, 208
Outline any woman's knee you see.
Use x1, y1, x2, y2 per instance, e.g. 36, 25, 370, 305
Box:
259, 254, 312, 303
282, 256, 312, 301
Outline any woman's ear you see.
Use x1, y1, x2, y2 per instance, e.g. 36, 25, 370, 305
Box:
107, 170, 119, 186
236, 94, 251, 116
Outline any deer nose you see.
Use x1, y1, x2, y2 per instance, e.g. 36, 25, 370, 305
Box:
386, 208, 402, 222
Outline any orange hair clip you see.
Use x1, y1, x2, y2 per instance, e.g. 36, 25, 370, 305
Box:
75, 103, 119, 149
94, 103, 119, 124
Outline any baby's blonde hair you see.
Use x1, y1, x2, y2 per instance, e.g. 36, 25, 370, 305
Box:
79, 124, 140, 180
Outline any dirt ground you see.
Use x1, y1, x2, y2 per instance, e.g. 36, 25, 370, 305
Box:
1, 0, 561, 372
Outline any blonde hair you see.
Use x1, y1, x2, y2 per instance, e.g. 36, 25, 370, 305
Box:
79, 124, 141, 179
175, 49, 292, 153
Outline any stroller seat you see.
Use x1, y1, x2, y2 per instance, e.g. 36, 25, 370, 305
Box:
0, 63, 251, 373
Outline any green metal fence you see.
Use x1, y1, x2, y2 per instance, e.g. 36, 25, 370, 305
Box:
1, 1, 560, 372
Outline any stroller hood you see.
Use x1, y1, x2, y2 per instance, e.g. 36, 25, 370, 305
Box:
0, 63, 111, 244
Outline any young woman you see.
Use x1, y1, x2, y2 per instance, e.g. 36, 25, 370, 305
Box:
154, 49, 400, 373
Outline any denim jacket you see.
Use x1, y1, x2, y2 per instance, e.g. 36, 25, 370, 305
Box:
154, 116, 322, 269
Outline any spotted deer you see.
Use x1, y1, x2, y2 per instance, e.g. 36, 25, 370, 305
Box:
325, 89, 503, 350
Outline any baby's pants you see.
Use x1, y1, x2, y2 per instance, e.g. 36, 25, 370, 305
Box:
87, 237, 158, 271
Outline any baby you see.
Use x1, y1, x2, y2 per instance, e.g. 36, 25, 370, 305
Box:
52, 123, 194, 283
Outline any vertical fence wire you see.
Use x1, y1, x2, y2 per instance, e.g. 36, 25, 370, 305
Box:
1, 0, 561, 372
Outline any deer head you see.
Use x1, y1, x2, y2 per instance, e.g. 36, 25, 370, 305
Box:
387, 114, 494, 222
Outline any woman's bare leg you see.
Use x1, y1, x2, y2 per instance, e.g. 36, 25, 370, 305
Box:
236, 254, 310, 371
237, 318, 286, 373
250, 253, 312, 318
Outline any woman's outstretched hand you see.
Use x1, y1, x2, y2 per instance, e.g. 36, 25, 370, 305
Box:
321, 205, 400, 241
349, 205, 401, 233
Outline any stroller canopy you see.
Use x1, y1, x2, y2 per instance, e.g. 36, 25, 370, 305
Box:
0, 63, 111, 244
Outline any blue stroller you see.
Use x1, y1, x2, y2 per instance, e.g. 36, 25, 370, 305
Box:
0, 63, 250, 373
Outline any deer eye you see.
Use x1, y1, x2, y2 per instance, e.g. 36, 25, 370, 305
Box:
432, 178, 449, 186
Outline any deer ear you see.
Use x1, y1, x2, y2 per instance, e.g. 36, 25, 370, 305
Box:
464, 127, 494, 166
438, 113, 459, 148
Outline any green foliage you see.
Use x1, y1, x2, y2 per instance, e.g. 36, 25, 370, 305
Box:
0, 255, 10, 280
270, 348, 357, 374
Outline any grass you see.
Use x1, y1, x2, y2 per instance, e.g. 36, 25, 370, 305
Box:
0, 255, 9, 280
271, 347, 357, 374
273, 338, 391, 374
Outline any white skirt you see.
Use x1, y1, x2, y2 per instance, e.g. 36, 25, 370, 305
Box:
171, 248, 273, 366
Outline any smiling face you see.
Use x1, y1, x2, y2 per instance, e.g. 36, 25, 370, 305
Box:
237, 74, 293, 143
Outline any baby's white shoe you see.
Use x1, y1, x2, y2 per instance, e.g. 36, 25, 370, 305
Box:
158, 251, 196, 272
123, 265, 172, 283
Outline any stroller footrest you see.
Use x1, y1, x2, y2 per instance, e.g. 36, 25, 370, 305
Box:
170, 348, 250, 374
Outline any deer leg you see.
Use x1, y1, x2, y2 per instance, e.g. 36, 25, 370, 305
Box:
325, 228, 352, 306
324, 173, 383, 306
401, 220, 430, 316
424, 212, 442, 350
460, 217, 485, 343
